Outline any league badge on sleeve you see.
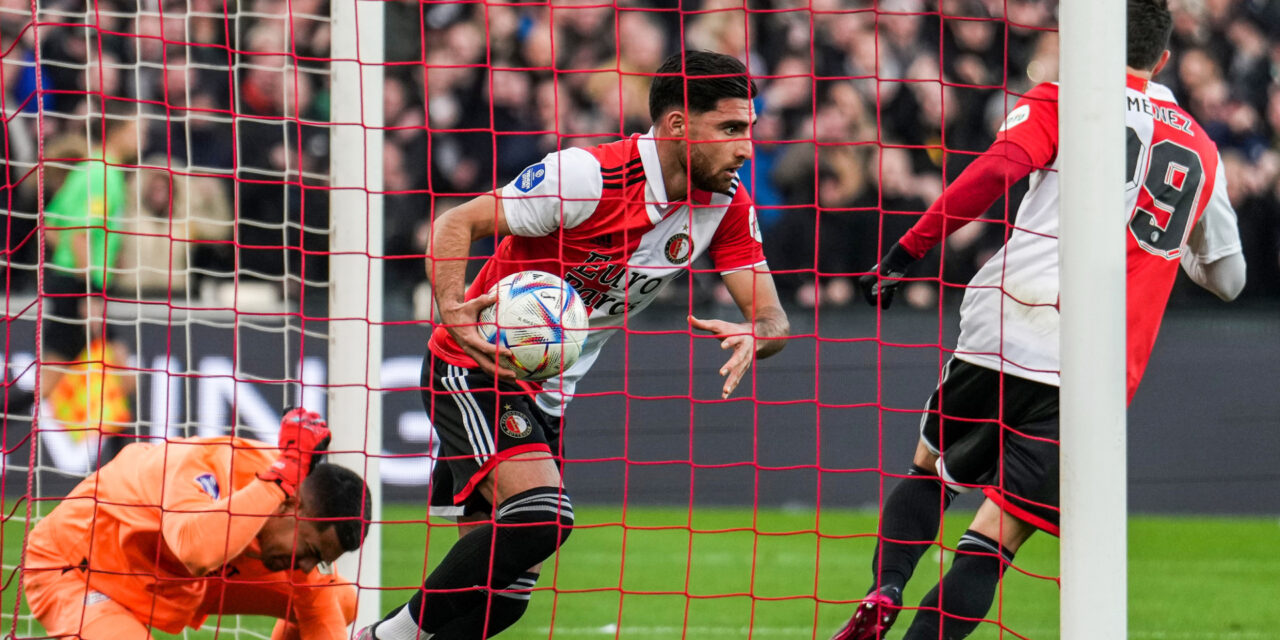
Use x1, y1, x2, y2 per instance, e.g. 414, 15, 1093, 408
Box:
998, 104, 1031, 132
193, 473, 221, 500
515, 163, 547, 193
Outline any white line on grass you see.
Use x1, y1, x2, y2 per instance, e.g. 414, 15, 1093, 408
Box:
540, 624, 814, 637
540, 625, 1272, 639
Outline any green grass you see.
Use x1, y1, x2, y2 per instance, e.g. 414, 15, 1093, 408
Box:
4, 505, 1278, 639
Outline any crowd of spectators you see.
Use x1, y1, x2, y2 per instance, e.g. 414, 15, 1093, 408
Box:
1, 0, 328, 309
384, 0, 1280, 314
2, 0, 1278, 322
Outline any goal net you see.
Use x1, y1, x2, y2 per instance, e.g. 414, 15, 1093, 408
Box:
1, 1, 1070, 638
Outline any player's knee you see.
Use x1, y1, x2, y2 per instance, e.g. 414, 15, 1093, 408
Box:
496, 487, 574, 556
934, 458, 977, 494
907, 463, 937, 478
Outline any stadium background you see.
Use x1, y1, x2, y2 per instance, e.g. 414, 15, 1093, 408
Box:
4, 0, 1277, 505
2, 0, 1280, 638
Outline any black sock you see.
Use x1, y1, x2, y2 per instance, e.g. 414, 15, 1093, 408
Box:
429, 571, 539, 639
871, 464, 957, 592
902, 530, 1014, 640
405, 488, 572, 638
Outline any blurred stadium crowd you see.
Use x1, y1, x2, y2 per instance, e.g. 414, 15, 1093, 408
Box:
1, 0, 1277, 321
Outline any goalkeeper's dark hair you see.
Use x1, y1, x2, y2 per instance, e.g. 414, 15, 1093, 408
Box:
1127, 0, 1172, 70
649, 50, 758, 122
300, 463, 372, 552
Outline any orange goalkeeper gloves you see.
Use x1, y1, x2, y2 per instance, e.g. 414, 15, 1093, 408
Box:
258, 407, 331, 497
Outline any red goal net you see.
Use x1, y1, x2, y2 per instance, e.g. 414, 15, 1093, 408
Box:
1, 1, 1065, 638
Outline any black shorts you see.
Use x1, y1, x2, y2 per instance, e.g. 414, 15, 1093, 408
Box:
920, 357, 1061, 535
421, 356, 563, 519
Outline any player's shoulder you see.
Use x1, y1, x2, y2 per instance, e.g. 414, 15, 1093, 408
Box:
1000, 83, 1058, 132
1146, 85, 1217, 153
581, 136, 638, 174
541, 145, 604, 175
1021, 82, 1059, 102
165, 436, 272, 470
510, 145, 605, 200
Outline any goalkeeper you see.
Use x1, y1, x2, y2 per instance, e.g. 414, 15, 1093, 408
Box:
22, 408, 371, 640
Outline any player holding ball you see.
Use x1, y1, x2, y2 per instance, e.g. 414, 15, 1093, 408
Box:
358, 50, 790, 639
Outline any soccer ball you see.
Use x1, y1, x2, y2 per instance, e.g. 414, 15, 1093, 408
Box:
477, 271, 589, 381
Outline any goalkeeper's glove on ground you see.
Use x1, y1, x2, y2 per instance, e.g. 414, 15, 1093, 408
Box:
858, 242, 916, 310
258, 407, 331, 497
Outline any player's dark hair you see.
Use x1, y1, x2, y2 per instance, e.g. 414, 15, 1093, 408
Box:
1127, 0, 1172, 70
300, 463, 371, 552
648, 50, 758, 122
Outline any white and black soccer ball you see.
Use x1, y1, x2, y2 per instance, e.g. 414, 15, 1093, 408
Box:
477, 271, 589, 381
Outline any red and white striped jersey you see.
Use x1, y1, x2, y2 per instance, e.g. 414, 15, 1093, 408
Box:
955, 75, 1242, 400
429, 130, 767, 415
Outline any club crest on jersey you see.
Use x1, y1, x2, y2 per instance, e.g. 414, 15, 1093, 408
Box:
499, 410, 534, 439
193, 473, 220, 500
515, 163, 547, 192
998, 104, 1031, 132
664, 233, 693, 264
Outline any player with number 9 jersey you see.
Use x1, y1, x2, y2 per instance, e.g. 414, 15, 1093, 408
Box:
951, 74, 1243, 400
835, 3, 1246, 638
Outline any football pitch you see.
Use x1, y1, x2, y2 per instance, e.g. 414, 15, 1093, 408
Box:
3, 504, 1277, 639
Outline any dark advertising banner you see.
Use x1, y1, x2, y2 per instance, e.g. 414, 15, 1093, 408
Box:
3, 306, 1278, 513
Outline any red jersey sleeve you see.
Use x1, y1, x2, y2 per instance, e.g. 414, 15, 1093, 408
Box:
708, 187, 767, 273
995, 82, 1059, 168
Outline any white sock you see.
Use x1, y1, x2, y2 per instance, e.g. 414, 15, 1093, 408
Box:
375, 605, 431, 640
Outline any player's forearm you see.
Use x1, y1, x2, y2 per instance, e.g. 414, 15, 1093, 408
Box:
753, 306, 789, 359
1181, 251, 1246, 301
161, 479, 286, 576
425, 195, 500, 310
425, 213, 480, 312
898, 141, 1035, 259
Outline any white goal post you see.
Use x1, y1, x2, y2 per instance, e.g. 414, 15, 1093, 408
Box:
1059, 2, 1127, 639
328, 0, 385, 630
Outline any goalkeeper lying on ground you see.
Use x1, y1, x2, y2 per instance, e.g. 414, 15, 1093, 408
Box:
22, 408, 371, 640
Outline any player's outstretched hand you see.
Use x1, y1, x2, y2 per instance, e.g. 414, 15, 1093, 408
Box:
857, 243, 917, 310
440, 289, 517, 381
257, 407, 331, 497
689, 315, 755, 399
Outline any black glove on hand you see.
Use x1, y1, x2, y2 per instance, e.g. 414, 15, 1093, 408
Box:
858, 242, 917, 310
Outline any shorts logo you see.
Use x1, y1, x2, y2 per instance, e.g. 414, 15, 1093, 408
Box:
84, 591, 110, 607
664, 233, 693, 264
499, 412, 535, 437
499, 410, 534, 439
194, 473, 220, 500
515, 163, 547, 192
998, 104, 1031, 132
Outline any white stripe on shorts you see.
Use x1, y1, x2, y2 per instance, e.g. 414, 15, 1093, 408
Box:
442, 365, 495, 462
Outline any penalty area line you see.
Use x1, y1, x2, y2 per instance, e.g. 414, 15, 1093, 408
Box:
539, 624, 813, 636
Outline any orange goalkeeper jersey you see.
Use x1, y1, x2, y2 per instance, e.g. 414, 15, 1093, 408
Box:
25, 436, 347, 635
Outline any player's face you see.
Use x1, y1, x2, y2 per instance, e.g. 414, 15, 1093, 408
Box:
686, 98, 755, 195
257, 511, 346, 573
